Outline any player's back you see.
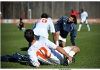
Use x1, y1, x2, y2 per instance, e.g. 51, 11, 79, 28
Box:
35, 18, 50, 30
33, 18, 52, 38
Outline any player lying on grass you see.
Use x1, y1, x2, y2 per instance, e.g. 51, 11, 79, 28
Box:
24, 29, 80, 68
1, 29, 80, 68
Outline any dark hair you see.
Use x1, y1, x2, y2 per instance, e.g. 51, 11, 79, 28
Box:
24, 29, 34, 42
71, 15, 77, 24
41, 13, 48, 18
20, 18, 22, 20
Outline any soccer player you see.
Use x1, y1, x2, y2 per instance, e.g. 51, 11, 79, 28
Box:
32, 13, 55, 41
77, 9, 90, 31
17, 18, 25, 32
54, 15, 76, 48
24, 29, 80, 68
70, 9, 80, 24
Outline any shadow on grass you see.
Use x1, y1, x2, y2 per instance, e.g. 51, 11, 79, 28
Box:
20, 47, 28, 51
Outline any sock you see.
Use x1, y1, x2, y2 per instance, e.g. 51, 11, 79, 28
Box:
69, 51, 75, 57
87, 24, 90, 31
78, 24, 82, 31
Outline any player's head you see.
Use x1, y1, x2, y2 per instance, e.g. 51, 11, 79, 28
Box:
81, 9, 84, 13
20, 18, 23, 21
68, 15, 76, 24
71, 9, 74, 13
24, 29, 35, 42
41, 13, 48, 18
20, 18, 22, 20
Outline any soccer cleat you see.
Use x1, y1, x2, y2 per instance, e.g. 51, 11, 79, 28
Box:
63, 57, 75, 66
68, 58, 75, 64
63, 58, 68, 66
77, 29, 80, 31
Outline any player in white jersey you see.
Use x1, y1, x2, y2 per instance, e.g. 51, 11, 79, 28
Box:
24, 29, 80, 68
32, 13, 55, 40
77, 9, 90, 31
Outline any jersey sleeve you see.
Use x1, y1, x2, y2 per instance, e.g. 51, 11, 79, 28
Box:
48, 20, 55, 33
32, 19, 39, 29
44, 39, 57, 50
28, 47, 40, 67
86, 12, 88, 17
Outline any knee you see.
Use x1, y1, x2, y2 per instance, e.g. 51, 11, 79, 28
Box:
71, 46, 80, 53
75, 46, 80, 52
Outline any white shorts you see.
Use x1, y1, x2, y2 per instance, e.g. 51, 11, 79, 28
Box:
59, 35, 66, 42
63, 46, 71, 54
81, 19, 88, 24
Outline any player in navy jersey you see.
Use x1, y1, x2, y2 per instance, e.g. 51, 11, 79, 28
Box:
54, 15, 76, 48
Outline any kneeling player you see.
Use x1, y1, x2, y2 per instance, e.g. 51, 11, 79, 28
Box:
17, 18, 25, 32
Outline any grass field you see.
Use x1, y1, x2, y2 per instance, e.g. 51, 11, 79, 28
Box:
1, 23, 100, 69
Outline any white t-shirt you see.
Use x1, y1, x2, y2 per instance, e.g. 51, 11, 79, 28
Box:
33, 18, 55, 39
0, 11, 2, 15
28, 38, 65, 67
81, 11, 88, 20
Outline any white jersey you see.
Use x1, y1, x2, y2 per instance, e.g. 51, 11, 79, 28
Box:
33, 18, 55, 39
28, 38, 71, 67
81, 11, 88, 23
0, 11, 2, 15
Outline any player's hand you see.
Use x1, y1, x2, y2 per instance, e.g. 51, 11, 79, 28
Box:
36, 65, 40, 68
67, 56, 72, 62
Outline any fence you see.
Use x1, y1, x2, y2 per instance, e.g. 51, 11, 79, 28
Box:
1, 1, 100, 19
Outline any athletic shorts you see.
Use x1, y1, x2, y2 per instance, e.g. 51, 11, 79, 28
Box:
81, 19, 88, 24
63, 46, 71, 54
59, 35, 66, 42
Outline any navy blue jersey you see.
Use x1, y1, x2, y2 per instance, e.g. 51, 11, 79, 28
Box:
55, 16, 76, 46
55, 16, 76, 32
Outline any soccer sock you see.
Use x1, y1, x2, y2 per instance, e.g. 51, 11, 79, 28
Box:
87, 24, 90, 31
78, 24, 82, 31
69, 51, 75, 57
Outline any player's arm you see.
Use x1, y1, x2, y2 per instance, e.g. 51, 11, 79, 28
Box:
28, 48, 40, 68
32, 19, 38, 29
54, 17, 63, 44
48, 20, 56, 44
46, 39, 72, 62
86, 12, 88, 19
70, 28, 76, 46
56, 46, 72, 62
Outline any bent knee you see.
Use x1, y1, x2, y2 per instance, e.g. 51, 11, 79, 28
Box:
70, 46, 80, 53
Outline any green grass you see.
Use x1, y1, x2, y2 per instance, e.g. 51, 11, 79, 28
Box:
1, 23, 100, 68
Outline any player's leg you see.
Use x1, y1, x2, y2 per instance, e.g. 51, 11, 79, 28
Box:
77, 19, 83, 31
63, 46, 80, 57
62, 46, 80, 65
77, 23, 82, 31
68, 46, 80, 57
85, 20, 90, 31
